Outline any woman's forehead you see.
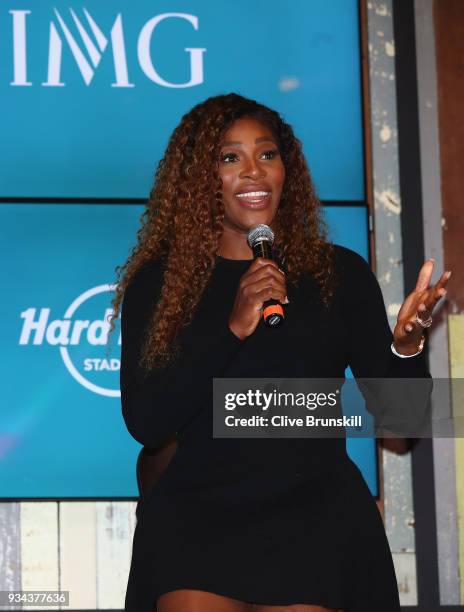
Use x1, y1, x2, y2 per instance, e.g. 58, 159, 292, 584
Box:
221, 117, 277, 143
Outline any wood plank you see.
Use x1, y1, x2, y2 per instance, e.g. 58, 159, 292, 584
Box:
366, 5, 417, 590
0, 502, 21, 610
415, 0, 460, 603
20, 502, 59, 611
431, 0, 464, 601
434, 0, 464, 311
95, 501, 136, 609
392, 551, 418, 606
448, 314, 464, 604
59, 502, 96, 610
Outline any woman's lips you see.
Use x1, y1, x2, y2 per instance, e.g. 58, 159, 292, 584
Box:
235, 190, 271, 208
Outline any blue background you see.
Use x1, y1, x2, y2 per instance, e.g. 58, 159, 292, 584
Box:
1, 0, 376, 498
0, 204, 377, 498
0, 0, 363, 200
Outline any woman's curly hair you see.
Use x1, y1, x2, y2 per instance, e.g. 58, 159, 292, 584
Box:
110, 93, 336, 370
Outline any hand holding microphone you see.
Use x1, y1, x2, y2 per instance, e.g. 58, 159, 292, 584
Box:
228, 225, 287, 340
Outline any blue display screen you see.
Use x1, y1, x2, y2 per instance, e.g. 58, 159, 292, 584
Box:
0, 203, 377, 498
0, 0, 363, 200
1, 0, 376, 499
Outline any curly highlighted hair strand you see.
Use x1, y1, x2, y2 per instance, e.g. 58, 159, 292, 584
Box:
110, 93, 336, 370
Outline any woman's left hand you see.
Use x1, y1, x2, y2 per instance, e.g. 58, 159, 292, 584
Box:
393, 259, 452, 356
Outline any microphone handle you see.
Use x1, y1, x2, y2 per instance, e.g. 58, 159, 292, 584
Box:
251, 241, 285, 327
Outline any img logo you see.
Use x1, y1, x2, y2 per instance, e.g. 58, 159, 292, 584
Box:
19, 285, 121, 398
10, 8, 206, 88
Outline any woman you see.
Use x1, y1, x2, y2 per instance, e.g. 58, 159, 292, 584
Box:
112, 94, 450, 612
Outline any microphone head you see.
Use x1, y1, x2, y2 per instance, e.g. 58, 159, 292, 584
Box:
247, 224, 275, 249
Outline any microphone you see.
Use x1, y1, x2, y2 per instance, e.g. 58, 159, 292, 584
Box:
247, 224, 285, 328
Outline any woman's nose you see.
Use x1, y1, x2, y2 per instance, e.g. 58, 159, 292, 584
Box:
239, 157, 266, 179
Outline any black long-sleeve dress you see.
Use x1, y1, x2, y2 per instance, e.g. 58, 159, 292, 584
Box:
121, 244, 429, 612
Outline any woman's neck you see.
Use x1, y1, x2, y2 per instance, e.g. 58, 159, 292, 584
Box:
217, 227, 254, 260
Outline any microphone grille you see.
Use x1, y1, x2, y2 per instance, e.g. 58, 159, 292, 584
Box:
247, 224, 275, 248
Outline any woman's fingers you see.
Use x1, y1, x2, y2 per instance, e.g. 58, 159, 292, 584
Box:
240, 258, 286, 297
396, 321, 422, 353
242, 276, 287, 305
414, 259, 435, 292
427, 270, 451, 301
418, 270, 451, 314
241, 258, 285, 284
229, 258, 287, 340
241, 266, 286, 289
435, 269, 452, 290
403, 315, 423, 335
394, 264, 452, 348
254, 286, 287, 307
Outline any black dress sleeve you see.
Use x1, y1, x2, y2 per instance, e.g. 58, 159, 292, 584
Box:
336, 246, 432, 435
120, 261, 246, 448
336, 245, 430, 378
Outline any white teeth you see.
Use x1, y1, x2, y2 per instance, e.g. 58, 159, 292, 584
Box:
236, 191, 270, 198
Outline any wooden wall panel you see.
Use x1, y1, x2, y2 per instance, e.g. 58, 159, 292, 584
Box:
95, 501, 136, 609
434, 0, 464, 312
434, 1, 464, 600
20, 502, 59, 611
59, 502, 97, 610
0, 501, 137, 610
366, 8, 418, 602
0, 502, 21, 607
392, 552, 418, 606
449, 314, 464, 603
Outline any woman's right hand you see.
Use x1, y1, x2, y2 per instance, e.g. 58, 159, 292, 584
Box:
228, 258, 288, 340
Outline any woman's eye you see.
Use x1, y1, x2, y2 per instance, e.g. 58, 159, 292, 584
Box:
260, 149, 279, 160
219, 152, 238, 163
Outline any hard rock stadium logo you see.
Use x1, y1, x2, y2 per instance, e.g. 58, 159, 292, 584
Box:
19, 285, 121, 398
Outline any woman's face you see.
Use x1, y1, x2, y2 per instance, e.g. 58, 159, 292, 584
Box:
218, 117, 286, 233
